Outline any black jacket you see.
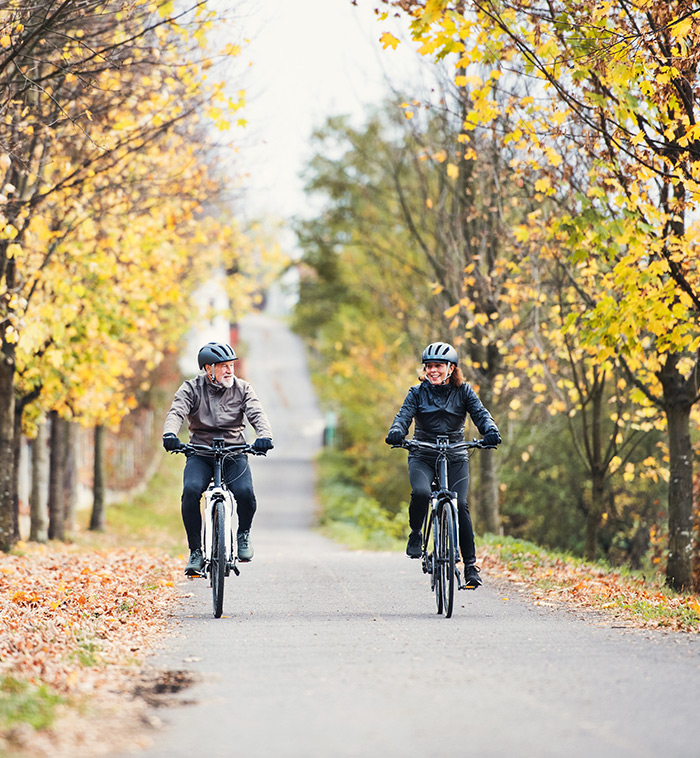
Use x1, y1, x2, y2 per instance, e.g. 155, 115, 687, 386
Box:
388, 380, 498, 443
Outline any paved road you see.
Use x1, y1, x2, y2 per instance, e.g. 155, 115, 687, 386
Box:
123, 314, 700, 758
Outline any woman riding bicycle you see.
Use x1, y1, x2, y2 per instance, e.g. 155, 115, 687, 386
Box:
385, 342, 501, 589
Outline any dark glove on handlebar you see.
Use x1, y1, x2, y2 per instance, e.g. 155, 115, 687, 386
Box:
252, 437, 274, 452
162, 433, 181, 451
483, 430, 501, 447
385, 430, 404, 446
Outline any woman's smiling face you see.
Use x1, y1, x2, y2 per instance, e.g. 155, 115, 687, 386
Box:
424, 361, 452, 385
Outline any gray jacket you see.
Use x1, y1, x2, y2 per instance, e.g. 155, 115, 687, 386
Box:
163, 374, 272, 446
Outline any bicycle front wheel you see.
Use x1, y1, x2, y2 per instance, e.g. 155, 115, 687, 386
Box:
432, 512, 443, 615
210, 500, 227, 618
438, 502, 456, 617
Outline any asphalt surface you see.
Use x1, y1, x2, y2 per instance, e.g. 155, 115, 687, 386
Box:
121, 314, 700, 758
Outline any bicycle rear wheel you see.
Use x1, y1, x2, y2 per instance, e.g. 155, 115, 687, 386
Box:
438, 502, 456, 617
210, 500, 226, 618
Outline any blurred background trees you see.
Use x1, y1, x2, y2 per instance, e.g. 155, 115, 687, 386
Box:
2, 0, 698, 594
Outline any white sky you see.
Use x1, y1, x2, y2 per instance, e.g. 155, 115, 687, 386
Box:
228, 0, 428, 223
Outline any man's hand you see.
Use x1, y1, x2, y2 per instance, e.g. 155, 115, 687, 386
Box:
483, 430, 501, 447
252, 437, 274, 452
385, 430, 404, 446
162, 433, 182, 451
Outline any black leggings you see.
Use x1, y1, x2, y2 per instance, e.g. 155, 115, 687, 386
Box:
407, 453, 476, 566
181, 454, 257, 550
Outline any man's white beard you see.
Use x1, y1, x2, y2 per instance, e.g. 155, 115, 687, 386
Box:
220, 376, 234, 388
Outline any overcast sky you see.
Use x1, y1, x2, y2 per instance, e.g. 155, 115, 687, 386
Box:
230, 0, 427, 222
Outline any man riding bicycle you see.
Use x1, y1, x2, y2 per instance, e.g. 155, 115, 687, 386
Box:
162, 341, 273, 575
385, 342, 501, 589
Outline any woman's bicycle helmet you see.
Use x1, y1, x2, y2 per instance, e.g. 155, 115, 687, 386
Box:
197, 342, 237, 369
421, 342, 458, 365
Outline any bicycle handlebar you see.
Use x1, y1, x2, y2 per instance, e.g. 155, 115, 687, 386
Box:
392, 438, 497, 452
171, 441, 269, 457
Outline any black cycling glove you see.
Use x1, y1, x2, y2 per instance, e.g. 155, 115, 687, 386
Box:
385, 430, 405, 446
252, 437, 274, 452
162, 433, 181, 451
483, 430, 501, 447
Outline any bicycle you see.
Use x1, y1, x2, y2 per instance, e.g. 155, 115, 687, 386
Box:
174, 438, 267, 618
393, 436, 494, 618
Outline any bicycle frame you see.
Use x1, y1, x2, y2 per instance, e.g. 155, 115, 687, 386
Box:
201, 461, 237, 577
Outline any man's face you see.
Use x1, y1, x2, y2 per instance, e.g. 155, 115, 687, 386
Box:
210, 360, 235, 387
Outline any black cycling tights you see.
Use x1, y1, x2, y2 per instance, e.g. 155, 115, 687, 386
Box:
407, 454, 476, 566
181, 453, 257, 551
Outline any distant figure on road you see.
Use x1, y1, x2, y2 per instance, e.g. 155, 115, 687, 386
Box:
385, 341, 501, 588
162, 342, 274, 575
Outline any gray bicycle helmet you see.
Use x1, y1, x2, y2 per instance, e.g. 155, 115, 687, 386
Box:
421, 342, 458, 365
197, 342, 237, 369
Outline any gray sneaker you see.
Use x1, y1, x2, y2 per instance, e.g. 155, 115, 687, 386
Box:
237, 530, 254, 561
185, 548, 204, 576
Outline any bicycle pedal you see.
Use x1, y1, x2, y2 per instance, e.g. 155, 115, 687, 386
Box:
185, 570, 206, 579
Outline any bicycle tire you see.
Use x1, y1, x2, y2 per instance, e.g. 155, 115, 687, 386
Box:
438, 502, 456, 617
211, 499, 226, 618
432, 512, 443, 615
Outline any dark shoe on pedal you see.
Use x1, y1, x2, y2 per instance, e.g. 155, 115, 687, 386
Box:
237, 530, 254, 562
464, 564, 482, 588
185, 548, 204, 576
406, 530, 422, 559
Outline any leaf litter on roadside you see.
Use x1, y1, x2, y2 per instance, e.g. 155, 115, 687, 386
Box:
479, 545, 700, 633
0, 541, 182, 756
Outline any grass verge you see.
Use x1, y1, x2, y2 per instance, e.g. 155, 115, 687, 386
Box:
0, 678, 64, 733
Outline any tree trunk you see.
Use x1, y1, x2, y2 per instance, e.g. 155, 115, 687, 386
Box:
583, 375, 606, 561
0, 350, 16, 551
90, 425, 106, 531
29, 421, 49, 542
63, 422, 77, 533
659, 355, 694, 591
48, 411, 68, 541
478, 450, 501, 534
664, 400, 693, 590
474, 377, 501, 534
585, 474, 606, 561
11, 403, 22, 541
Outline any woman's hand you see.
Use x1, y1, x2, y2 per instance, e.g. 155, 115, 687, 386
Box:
483, 430, 501, 447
